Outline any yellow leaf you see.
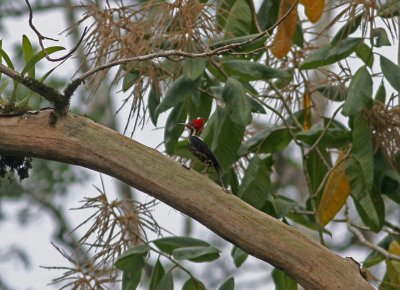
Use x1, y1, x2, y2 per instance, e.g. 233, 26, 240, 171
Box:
300, 0, 325, 23
303, 91, 312, 131
386, 241, 400, 286
317, 150, 350, 226
270, 0, 298, 59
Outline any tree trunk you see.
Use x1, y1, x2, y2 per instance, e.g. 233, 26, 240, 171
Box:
0, 110, 372, 290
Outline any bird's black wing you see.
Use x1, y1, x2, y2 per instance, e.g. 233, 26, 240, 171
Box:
189, 136, 221, 170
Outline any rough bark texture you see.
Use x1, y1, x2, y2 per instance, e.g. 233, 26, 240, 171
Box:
0, 110, 372, 290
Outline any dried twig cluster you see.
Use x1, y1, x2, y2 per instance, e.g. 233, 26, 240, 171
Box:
78, 0, 216, 129
42, 191, 159, 289
365, 104, 400, 169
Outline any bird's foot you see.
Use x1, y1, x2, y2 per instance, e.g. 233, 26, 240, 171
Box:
182, 163, 191, 170
222, 187, 230, 193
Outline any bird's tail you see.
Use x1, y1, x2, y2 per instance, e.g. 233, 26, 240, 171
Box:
216, 168, 226, 191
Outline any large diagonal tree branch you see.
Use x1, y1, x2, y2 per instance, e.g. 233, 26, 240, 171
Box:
0, 110, 372, 290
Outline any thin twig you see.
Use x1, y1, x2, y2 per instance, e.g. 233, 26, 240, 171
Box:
347, 220, 400, 262
258, 99, 301, 146
67, 0, 299, 92
0, 63, 68, 113
312, 145, 352, 198
305, 104, 344, 156
25, 0, 87, 62
268, 81, 303, 130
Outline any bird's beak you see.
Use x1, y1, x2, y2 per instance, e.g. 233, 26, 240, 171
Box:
178, 123, 188, 127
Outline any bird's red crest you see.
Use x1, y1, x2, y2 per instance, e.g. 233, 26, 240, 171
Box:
190, 117, 205, 133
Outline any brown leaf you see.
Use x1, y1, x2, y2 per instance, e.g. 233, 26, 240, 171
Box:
300, 0, 325, 23
317, 150, 350, 226
270, 0, 298, 59
303, 91, 312, 131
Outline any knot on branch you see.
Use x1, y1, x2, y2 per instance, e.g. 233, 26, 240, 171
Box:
20, 77, 70, 116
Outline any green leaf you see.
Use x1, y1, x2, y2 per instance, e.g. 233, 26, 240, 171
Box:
381, 173, 400, 202
172, 246, 220, 262
378, 2, 400, 18
375, 81, 386, 103
189, 92, 212, 122
149, 259, 165, 290
0, 46, 15, 70
342, 66, 373, 116
119, 245, 149, 290
38, 66, 59, 82
315, 85, 347, 102
363, 236, 391, 268
286, 212, 325, 232
122, 71, 139, 92
381, 55, 400, 93
332, 14, 363, 45
217, 0, 259, 39
373, 28, 391, 47
149, 84, 161, 126
225, 167, 240, 195
346, 158, 384, 232
345, 158, 366, 201
183, 57, 206, 80
156, 271, 173, 290
293, 21, 304, 48
364, 251, 385, 269
296, 127, 351, 148
221, 60, 290, 81
351, 113, 374, 192
0, 80, 9, 96
271, 196, 298, 219
272, 268, 298, 290
300, 38, 363, 70
156, 76, 199, 114
152, 236, 209, 255
164, 102, 187, 155
353, 188, 385, 232
20, 46, 66, 76
115, 244, 149, 271
231, 246, 248, 268
246, 126, 293, 154
122, 269, 142, 290
249, 98, 266, 114
16, 95, 30, 109
355, 42, 373, 68
182, 277, 206, 290
306, 149, 330, 203
22, 35, 35, 78
218, 277, 235, 290
374, 151, 400, 203
222, 77, 252, 125
211, 108, 245, 170
257, 0, 279, 30
239, 155, 272, 209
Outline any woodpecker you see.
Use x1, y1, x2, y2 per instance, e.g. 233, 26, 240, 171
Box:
179, 118, 225, 190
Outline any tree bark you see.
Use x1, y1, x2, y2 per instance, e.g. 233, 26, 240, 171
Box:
0, 110, 372, 290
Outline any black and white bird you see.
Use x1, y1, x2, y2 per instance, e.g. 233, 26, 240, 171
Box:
179, 118, 225, 190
